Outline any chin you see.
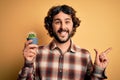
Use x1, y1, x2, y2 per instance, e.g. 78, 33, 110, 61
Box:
53, 32, 71, 43
57, 37, 70, 43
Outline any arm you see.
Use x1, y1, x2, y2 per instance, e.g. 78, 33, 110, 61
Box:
85, 56, 107, 80
17, 40, 38, 80
85, 48, 112, 80
17, 61, 35, 80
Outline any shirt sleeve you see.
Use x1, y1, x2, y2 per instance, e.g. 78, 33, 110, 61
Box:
17, 60, 35, 80
85, 55, 107, 80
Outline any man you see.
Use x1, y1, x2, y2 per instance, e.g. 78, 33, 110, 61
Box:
18, 5, 111, 80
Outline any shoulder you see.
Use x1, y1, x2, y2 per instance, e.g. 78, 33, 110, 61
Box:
38, 45, 49, 53
73, 44, 90, 54
73, 45, 91, 63
38, 45, 45, 49
38, 44, 49, 49
80, 48, 90, 54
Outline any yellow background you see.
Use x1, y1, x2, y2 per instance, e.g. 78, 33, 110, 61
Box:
0, 0, 120, 80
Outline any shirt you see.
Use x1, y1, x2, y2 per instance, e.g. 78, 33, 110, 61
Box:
17, 40, 107, 80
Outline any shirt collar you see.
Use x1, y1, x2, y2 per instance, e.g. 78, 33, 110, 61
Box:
48, 39, 77, 53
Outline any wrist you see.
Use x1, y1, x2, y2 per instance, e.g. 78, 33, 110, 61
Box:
93, 65, 107, 79
24, 60, 34, 68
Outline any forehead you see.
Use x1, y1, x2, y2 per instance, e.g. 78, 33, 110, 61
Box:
53, 11, 72, 20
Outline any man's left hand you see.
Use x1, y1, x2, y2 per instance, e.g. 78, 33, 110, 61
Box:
94, 47, 112, 69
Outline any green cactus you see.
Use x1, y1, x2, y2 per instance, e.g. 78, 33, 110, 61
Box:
28, 32, 37, 38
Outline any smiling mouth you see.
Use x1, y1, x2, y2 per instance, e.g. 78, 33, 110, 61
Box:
60, 31, 67, 36
58, 29, 69, 33
58, 30, 69, 36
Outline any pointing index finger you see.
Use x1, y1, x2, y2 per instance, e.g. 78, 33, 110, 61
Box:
103, 47, 112, 54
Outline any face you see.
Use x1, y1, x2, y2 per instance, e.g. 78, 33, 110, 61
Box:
52, 11, 73, 43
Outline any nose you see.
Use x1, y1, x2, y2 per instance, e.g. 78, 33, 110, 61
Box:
61, 22, 66, 29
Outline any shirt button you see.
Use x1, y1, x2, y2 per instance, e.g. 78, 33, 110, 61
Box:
59, 69, 62, 72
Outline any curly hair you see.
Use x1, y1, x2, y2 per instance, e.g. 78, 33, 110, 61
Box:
44, 4, 81, 37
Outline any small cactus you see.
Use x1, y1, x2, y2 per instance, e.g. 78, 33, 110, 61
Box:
28, 32, 37, 38
27, 32, 38, 44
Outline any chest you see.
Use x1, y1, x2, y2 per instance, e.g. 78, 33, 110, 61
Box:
36, 51, 89, 79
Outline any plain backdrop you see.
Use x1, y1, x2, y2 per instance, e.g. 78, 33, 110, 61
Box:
0, 0, 120, 80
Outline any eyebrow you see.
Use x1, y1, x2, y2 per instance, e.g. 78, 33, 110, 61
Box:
53, 18, 72, 21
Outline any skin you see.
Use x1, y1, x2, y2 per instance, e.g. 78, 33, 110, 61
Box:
52, 11, 73, 53
23, 40, 38, 62
23, 11, 112, 70
52, 11, 73, 43
94, 48, 112, 69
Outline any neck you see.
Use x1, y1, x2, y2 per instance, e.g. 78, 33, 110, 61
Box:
54, 39, 71, 53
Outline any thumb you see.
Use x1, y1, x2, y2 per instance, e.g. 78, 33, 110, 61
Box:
94, 49, 99, 62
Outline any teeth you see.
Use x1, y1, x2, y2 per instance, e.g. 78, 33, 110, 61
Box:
61, 32, 66, 35
60, 31, 67, 36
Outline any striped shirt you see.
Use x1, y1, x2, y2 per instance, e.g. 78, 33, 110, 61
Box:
18, 40, 107, 80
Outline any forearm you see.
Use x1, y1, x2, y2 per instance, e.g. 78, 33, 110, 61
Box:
17, 62, 35, 80
91, 65, 107, 80
85, 55, 107, 80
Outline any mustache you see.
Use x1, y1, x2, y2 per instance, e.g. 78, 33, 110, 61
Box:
58, 28, 69, 33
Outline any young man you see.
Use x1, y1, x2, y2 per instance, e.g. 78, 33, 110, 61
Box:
18, 5, 111, 80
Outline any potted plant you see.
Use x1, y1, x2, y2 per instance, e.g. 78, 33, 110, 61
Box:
27, 32, 38, 44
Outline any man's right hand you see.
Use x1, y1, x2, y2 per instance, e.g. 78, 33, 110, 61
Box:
23, 40, 38, 62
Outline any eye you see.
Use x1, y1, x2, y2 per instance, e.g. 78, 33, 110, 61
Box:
55, 21, 60, 24
65, 21, 71, 24
54, 20, 61, 25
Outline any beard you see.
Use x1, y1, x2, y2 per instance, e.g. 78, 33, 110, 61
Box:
52, 28, 73, 43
